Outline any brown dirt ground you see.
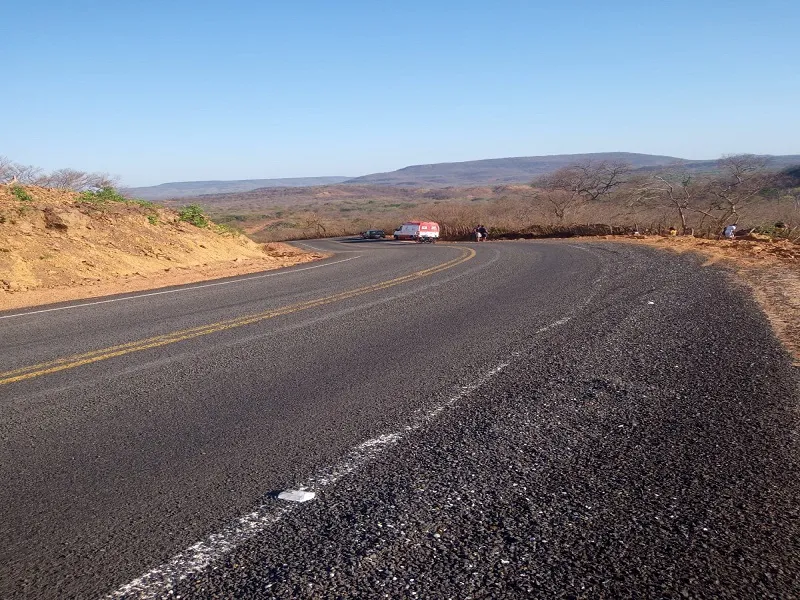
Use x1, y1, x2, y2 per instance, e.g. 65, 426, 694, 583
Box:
0, 186, 327, 311
609, 235, 800, 366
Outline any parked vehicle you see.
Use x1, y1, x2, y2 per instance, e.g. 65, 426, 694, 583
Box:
393, 221, 440, 241
360, 229, 385, 239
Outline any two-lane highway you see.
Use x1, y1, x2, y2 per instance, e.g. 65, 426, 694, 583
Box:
1, 239, 798, 598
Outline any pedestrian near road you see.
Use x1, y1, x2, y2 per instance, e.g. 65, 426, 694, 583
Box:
477, 225, 488, 242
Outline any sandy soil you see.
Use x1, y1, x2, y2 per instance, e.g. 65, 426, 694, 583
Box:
0, 186, 326, 311
615, 235, 800, 365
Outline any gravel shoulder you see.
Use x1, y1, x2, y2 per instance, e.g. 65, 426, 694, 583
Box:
614, 235, 800, 365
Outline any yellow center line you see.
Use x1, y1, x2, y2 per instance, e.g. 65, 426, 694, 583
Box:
0, 246, 476, 386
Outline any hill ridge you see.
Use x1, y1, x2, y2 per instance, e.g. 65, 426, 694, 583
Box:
125, 153, 800, 199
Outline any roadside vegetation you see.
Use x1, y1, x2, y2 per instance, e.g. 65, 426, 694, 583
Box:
10, 185, 32, 202
0, 180, 319, 310
182, 155, 799, 244
0, 157, 228, 235
177, 204, 209, 228
4, 154, 797, 244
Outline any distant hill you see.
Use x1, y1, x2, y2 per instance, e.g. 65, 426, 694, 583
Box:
343, 153, 687, 186
344, 152, 800, 186
123, 176, 350, 200
124, 153, 800, 199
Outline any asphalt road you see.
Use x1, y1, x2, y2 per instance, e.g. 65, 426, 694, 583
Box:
1, 239, 798, 599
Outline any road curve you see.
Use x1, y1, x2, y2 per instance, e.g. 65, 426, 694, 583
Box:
0, 239, 797, 599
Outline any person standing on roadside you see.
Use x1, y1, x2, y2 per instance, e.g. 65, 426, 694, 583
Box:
477, 224, 488, 242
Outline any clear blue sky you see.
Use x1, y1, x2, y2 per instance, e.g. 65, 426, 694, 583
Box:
3, 0, 799, 186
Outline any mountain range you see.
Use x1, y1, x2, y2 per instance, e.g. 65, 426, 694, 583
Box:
123, 152, 800, 200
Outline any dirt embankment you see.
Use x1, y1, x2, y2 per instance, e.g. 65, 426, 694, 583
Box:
0, 186, 325, 311
620, 235, 800, 365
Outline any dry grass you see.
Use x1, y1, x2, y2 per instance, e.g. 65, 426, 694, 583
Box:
192, 182, 797, 244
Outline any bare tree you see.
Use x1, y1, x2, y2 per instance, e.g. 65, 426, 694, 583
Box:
0, 156, 15, 182
701, 154, 777, 228
13, 164, 44, 185
0, 159, 119, 190
44, 168, 91, 190
532, 160, 631, 223
537, 190, 577, 223
0, 158, 43, 184
298, 211, 327, 238
635, 171, 700, 233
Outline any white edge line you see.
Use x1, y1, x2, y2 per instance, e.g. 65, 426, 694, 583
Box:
0, 256, 360, 320
106, 316, 572, 600
106, 363, 508, 600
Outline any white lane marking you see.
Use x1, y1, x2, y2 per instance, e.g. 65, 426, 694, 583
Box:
535, 317, 571, 334
294, 241, 333, 252
107, 316, 572, 599
0, 257, 360, 320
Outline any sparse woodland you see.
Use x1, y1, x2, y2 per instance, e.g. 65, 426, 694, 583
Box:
204, 155, 800, 243
0, 156, 118, 191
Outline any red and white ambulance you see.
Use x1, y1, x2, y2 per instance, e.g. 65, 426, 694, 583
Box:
393, 221, 440, 241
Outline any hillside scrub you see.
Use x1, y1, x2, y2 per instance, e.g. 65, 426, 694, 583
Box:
0, 185, 323, 310
198, 155, 798, 243
178, 204, 209, 227
233, 185, 797, 244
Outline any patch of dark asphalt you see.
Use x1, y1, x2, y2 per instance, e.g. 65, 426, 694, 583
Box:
171, 243, 800, 599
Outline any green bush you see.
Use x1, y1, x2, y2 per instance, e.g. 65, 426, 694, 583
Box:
147, 214, 159, 225
178, 204, 208, 228
10, 186, 33, 202
79, 186, 127, 204
132, 199, 156, 208
753, 223, 794, 239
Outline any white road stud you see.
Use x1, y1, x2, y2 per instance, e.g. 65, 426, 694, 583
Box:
278, 489, 316, 503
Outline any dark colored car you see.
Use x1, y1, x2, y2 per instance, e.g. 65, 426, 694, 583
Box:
360, 230, 385, 239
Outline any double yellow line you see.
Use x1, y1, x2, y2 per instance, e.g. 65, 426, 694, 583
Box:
0, 247, 475, 386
